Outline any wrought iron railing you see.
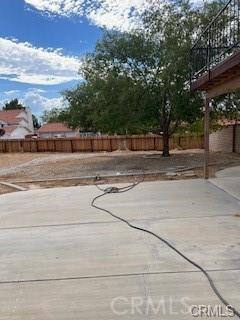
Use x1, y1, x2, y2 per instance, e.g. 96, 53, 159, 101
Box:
190, 0, 240, 83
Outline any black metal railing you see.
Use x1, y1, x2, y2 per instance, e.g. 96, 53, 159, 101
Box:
190, 0, 240, 82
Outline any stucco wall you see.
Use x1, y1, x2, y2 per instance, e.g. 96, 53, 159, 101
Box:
39, 131, 78, 139
1, 127, 30, 139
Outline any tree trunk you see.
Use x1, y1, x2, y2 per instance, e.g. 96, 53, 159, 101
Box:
162, 132, 170, 157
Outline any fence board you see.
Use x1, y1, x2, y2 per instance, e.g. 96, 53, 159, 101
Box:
0, 135, 203, 153
72, 139, 93, 152
37, 140, 50, 152
110, 137, 132, 151
92, 137, 112, 152
131, 137, 155, 151
0, 140, 6, 152
5, 140, 22, 152
22, 140, 38, 152
179, 136, 204, 149
55, 140, 72, 152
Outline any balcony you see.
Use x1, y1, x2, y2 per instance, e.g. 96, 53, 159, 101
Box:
190, 0, 240, 98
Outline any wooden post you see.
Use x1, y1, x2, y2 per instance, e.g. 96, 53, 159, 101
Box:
109, 137, 113, 152
90, 138, 93, 152
204, 96, 210, 179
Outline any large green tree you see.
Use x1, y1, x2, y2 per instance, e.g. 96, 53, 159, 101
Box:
212, 91, 240, 122
62, 73, 149, 134
62, 1, 213, 156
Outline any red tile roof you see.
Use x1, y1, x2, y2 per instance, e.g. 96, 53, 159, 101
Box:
0, 110, 24, 125
219, 119, 240, 126
38, 122, 74, 133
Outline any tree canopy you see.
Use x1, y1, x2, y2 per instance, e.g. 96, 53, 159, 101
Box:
61, 1, 206, 156
60, 0, 230, 156
32, 114, 41, 129
3, 99, 25, 110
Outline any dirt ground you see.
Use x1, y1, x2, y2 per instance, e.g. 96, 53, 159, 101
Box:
0, 153, 51, 169
0, 150, 239, 193
0, 184, 16, 195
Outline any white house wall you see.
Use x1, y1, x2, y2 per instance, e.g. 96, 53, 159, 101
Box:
16, 109, 34, 133
39, 131, 78, 139
25, 108, 34, 133
1, 127, 30, 139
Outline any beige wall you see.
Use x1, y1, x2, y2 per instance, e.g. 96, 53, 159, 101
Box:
210, 125, 239, 153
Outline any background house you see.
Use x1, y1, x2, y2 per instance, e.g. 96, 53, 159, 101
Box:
37, 122, 79, 138
0, 108, 34, 139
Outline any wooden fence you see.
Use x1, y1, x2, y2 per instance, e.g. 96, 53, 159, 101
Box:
0, 135, 204, 153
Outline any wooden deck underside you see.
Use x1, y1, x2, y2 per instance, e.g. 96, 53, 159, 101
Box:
191, 51, 240, 98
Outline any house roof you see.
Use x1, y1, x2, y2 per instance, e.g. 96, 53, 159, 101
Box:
38, 122, 74, 133
0, 110, 24, 125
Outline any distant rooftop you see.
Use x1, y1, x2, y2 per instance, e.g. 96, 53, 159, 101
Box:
0, 109, 24, 125
38, 122, 74, 133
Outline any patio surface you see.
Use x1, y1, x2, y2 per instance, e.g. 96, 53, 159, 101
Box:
0, 171, 239, 319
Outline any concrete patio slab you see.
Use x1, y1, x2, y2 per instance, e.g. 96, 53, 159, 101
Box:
216, 166, 240, 178
212, 166, 240, 200
0, 178, 239, 319
0, 179, 239, 229
0, 270, 239, 320
210, 177, 240, 201
0, 215, 239, 282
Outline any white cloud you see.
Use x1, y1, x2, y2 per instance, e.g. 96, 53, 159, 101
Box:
0, 88, 66, 115
24, 0, 86, 16
22, 89, 66, 114
87, 0, 149, 31
0, 38, 80, 85
24, 0, 150, 31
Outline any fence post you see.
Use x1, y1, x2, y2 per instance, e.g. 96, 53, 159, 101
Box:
178, 136, 181, 148
110, 137, 113, 152
129, 136, 133, 151
90, 138, 93, 152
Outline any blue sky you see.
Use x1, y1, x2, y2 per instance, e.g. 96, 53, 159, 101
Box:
0, 0, 147, 116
